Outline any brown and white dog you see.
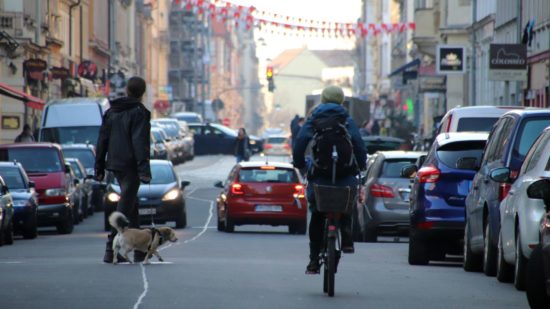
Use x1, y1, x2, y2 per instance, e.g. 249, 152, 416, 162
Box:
108, 211, 178, 264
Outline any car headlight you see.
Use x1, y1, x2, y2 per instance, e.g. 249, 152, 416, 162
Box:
45, 188, 66, 196
162, 189, 180, 201
12, 200, 30, 207
107, 192, 121, 202
249, 140, 256, 145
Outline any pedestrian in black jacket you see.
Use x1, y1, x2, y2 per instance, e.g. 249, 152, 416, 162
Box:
95, 76, 151, 264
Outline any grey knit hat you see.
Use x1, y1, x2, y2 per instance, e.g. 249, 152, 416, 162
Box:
321, 85, 345, 104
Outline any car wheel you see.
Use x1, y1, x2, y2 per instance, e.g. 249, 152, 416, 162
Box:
22, 213, 38, 239
483, 222, 497, 276
463, 220, 483, 272
526, 245, 550, 308
0, 227, 4, 246
4, 220, 13, 245
514, 232, 527, 290
57, 211, 74, 234
364, 227, 377, 243
496, 231, 514, 283
175, 209, 187, 229
408, 229, 429, 265
288, 222, 307, 235
73, 203, 81, 225
225, 211, 235, 233
217, 214, 225, 232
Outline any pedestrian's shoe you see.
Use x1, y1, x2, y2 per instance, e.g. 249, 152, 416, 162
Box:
305, 258, 320, 275
134, 250, 147, 263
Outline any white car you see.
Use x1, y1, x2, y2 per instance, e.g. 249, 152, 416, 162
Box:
437, 105, 521, 134
490, 126, 550, 289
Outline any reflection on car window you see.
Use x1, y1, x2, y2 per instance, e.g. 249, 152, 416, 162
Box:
238, 168, 298, 183
381, 159, 417, 178
457, 118, 499, 132
437, 141, 485, 169
0, 167, 26, 189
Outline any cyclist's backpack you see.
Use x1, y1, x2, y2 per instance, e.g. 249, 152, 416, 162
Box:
310, 114, 358, 179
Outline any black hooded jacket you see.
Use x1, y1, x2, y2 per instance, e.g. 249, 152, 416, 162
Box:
95, 97, 151, 178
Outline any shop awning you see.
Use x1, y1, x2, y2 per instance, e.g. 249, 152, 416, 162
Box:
388, 58, 421, 77
0, 81, 45, 110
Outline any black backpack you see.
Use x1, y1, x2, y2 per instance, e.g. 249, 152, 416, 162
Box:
310, 114, 358, 180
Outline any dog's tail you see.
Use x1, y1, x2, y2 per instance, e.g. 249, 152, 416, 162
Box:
108, 211, 129, 234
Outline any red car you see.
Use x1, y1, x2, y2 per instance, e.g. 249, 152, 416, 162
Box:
214, 162, 307, 234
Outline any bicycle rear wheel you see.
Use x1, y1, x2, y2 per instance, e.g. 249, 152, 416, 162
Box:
325, 236, 336, 297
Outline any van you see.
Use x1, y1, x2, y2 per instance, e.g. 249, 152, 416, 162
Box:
437, 106, 523, 134
0, 143, 75, 234
39, 98, 110, 144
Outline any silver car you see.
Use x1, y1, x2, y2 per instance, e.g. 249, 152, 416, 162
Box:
489, 127, 550, 289
354, 151, 426, 242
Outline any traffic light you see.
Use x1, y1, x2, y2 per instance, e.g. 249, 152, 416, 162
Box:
266, 65, 275, 92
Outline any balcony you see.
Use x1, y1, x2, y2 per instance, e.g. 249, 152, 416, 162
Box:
0, 12, 24, 38
413, 8, 438, 42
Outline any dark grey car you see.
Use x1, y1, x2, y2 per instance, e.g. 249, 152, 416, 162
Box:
354, 151, 426, 242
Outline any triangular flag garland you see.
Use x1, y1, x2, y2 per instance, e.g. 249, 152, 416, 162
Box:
172, 0, 415, 39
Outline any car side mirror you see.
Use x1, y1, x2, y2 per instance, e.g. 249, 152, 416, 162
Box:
456, 157, 478, 170
28, 181, 36, 188
65, 164, 71, 174
1, 185, 8, 195
181, 180, 191, 188
73, 179, 80, 185
401, 164, 418, 178
214, 181, 224, 188
489, 167, 511, 183
526, 179, 550, 211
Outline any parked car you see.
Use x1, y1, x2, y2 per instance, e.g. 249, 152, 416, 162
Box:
362, 136, 405, 155
524, 179, 550, 308
436, 105, 523, 134
65, 158, 94, 218
263, 135, 291, 156
488, 126, 550, 289
0, 162, 38, 239
170, 111, 203, 124
0, 176, 14, 245
214, 161, 307, 234
354, 151, 426, 242
464, 110, 550, 277
151, 119, 186, 164
0, 143, 74, 234
404, 132, 488, 265
151, 127, 177, 163
103, 160, 190, 231
189, 123, 239, 155
177, 120, 195, 160
61, 144, 105, 212
150, 131, 168, 160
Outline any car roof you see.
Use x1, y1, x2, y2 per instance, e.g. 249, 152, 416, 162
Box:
0, 142, 61, 150
238, 161, 296, 169
0, 161, 23, 168
445, 106, 524, 118
377, 151, 427, 159
265, 135, 290, 139
46, 97, 109, 106
172, 112, 200, 116
435, 132, 489, 146
61, 143, 94, 149
501, 109, 550, 118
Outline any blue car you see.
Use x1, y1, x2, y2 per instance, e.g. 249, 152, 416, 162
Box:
405, 132, 488, 265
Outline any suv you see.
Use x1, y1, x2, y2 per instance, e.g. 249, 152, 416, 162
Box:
0, 143, 74, 234
464, 110, 550, 276
436, 106, 522, 134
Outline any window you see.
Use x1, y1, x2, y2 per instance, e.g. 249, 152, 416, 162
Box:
63, 149, 95, 169
513, 118, 550, 159
456, 118, 499, 132
0, 167, 26, 189
69, 162, 83, 179
380, 159, 417, 178
40, 126, 100, 145
238, 168, 298, 183
521, 131, 550, 174
437, 141, 486, 169
0, 148, 63, 173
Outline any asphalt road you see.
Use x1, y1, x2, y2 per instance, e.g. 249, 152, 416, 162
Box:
0, 155, 529, 308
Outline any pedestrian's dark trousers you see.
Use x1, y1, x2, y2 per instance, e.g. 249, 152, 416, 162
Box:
105, 169, 140, 251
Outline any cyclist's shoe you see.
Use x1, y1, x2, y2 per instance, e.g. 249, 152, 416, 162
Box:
305, 258, 320, 274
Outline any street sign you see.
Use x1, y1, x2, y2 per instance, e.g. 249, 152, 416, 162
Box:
488, 44, 527, 82
436, 45, 466, 74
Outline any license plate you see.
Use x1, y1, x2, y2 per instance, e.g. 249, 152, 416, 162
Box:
139, 208, 156, 215
255, 205, 282, 212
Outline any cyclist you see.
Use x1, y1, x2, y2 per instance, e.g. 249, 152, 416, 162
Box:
293, 85, 367, 274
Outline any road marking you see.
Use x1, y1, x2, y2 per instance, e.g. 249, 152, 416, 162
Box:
133, 192, 214, 309
0, 261, 23, 264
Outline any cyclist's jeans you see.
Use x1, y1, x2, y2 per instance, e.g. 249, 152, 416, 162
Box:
309, 210, 353, 258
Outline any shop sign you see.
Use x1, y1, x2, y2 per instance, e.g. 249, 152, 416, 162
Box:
419, 76, 446, 92
1, 115, 20, 130
488, 44, 527, 82
50, 66, 70, 80
436, 45, 465, 74
23, 59, 47, 80
78, 60, 98, 80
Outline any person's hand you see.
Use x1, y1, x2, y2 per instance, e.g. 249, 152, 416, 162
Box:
94, 169, 105, 182
140, 175, 151, 184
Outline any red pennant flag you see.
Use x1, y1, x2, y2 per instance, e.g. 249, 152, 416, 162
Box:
409, 22, 416, 30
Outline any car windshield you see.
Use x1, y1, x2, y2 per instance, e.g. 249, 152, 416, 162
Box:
381, 159, 417, 178
113, 164, 176, 185
0, 148, 63, 173
456, 117, 499, 132
266, 137, 288, 144
238, 168, 298, 183
63, 149, 95, 169
211, 124, 238, 136
0, 166, 26, 189
69, 162, 83, 178
437, 141, 486, 169
513, 118, 550, 159
40, 126, 100, 144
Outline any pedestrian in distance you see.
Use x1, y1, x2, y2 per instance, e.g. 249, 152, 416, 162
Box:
95, 76, 152, 264
14, 124, 35, 143
292, 85, 367, 275
234, 127, 251, 163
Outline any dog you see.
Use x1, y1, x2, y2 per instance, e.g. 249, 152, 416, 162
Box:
108, 211, 178, 264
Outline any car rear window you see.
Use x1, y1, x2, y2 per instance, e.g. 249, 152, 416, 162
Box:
0, 148, 63, 173
513, 118, 550, 158
266, 137, 287, 144
363, 138, 404, 155
381, 159, 417, 178
436, 141, 486, 169
63, 149, 95, 169
0, 167, 26, 189
239, 168, 298, 183
456, 117, 499, 132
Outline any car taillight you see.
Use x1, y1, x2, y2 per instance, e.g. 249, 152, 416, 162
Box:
417, 222, 433, 229
293, 184, 305, 198
499, 183, 511, 201
231, 183, 244, 195
370, 183, 395, 198
446, 114, 453, 132
417, 165, 440, 183
264, 144, 273, 149
283, 144, 290, 149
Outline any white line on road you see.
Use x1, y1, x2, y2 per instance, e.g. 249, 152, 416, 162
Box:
132, 192, 214, 309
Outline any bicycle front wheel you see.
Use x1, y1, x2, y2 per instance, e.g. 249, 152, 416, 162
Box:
325, 235, 336, 297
